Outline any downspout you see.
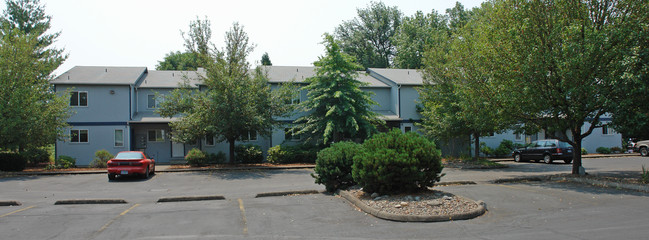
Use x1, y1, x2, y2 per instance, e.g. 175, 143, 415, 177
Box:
398, 84, 402, 118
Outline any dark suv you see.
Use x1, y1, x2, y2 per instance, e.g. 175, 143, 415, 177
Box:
512, 139, 574, 164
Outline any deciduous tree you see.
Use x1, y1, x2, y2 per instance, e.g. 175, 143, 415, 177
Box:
155, 51, 200, 70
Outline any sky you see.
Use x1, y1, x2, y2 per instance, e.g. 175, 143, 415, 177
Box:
1, 0, 485, 76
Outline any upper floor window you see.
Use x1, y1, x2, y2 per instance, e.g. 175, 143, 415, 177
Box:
241, 130, 257, 141
602, 125, 615, 135
285, 91, 301, 105
70, 91, 88, 106
148, 129, 165, 142
71, 129, 88, 143
147, 94, 156, 109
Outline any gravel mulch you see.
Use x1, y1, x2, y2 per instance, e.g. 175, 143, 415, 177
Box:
345, 187, 481, 217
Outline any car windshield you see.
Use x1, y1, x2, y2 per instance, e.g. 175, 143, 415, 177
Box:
114, 152, 144, 159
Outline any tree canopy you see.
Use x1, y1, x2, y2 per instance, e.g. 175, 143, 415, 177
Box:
334, 1, 401, 69
157, 19, 294, 162
431, 0, 647, 174
261, 52, 272, 66
0, 0, 69, 152
155, 51, 200, 71
295, 34, 382, 144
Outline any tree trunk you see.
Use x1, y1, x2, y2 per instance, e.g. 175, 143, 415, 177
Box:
228, 138, 236, 163
572, 135, 583, 175
473, 133, 480, 161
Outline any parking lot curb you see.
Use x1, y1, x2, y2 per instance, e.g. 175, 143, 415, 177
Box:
339, 190, 486, 222
157, 195, 225, 202
0, 201, 21, 206
549, 175, 649, 193
158, 165, 315, 173
54, 199, 127, 205
255, 190, 321, 198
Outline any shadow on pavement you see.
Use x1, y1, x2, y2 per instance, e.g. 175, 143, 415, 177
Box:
176, 168, 313, 180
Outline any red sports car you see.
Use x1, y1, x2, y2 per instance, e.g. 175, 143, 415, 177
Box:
107, 151, 155, 180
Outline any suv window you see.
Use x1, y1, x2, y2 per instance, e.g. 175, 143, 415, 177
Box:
533, 141, 544, 147
545, 141, 557, 147
558, 141, 571, 148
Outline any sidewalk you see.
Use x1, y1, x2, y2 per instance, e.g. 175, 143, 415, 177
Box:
487, 152, 639, 162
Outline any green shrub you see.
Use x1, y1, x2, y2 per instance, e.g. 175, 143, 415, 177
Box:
206, 151, 227, 164
479, 142, 494, 157
90, 149, 113, 168
494, 140, 515, 157
610, 146, 623, 153
21, 148, 51, 166
312, 141, 362, 192
581, 148, 588, 155
185, 148, 207, 166
267, 144, 322, 164
51, 155, 76, 169
235, 144, 263, 163
641, 165, 649, 184
596, 147, 611, 154
267, 145, 285, 164
352, 129, 444, 195
0, 153, 27, 171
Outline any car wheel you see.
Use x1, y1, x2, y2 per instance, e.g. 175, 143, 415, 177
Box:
543, 154, 553, 164
564, 159, 572, 164
640, 147, 648, 157
142, 166, 150, 179
514, 154, 522, 162
108, 174, 116, 180
150, 165, 155, 175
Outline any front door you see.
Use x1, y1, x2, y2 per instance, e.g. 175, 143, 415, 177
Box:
171, 142, 184, 158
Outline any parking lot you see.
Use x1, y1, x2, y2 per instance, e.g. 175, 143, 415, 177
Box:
1, 157, 648, 239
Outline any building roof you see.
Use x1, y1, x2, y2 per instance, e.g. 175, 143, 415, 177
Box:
368, 68, 424, 86
265, 66, 388, 87
139, 70, 202, 88
52, 66, 147, 85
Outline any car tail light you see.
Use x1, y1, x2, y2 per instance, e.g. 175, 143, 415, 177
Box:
107, 161, 116, 167
556, 148, 562, 153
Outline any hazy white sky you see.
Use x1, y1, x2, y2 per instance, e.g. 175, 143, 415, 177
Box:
1, 0, 485, 75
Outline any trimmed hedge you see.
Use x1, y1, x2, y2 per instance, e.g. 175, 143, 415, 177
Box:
235, 144, 263, 163
352, 129, 444, 195
267, 144, 321, 164
0, 153, 27, 171
312, 141, 362, 192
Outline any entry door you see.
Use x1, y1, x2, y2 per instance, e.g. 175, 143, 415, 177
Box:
171, 142, 184, 158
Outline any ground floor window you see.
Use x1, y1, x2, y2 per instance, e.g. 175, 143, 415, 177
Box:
148, 129, 165, 142
71, 129, 88, 143
114, 129, 124, 147
205, 134, 215, 146
284, 128, 301, 141
241, 130, 257, 141
404, 126, 412, 133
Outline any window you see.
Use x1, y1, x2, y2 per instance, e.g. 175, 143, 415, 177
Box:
404, 126, 412, 133
515, 133, 522, 141
284, 128, 301, 141
114, 129, 124, 147
241, 130, 257, 141
147, 94, 156, 109
205, 134, 215, 146
70, 129, 88, 143
602, 125, 615, 135
147, 129, 165, 142
70, 91, 88, 106
285, 91, 301, 105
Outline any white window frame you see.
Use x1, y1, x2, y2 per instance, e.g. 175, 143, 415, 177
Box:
114, 129, 124, 147
147, 94, 157, 109
147, 129, 165, 142
284, 128, 301, 141
241, 130, 258, 142
70, 91, 88, 107
70, 129, 89, 143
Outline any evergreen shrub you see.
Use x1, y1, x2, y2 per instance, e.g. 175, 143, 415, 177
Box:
206, 151, 227, 164
352, 129, 444, 195
54, 155, 76, 169
21, 148, 50, 166
596, 147, 611, 154
185, 148, 207, 166
267, 144, 321, 164
0, 153, 27, 171
312, 141, 362, 192
90, 149, 113, 168
235, 144, 263, 163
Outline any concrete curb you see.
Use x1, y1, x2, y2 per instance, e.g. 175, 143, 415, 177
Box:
6, 165, 315, 176
436, 181, 477, 186
489, 153, 639, 162
549, 175, 649, 193
0, 201, 21, 206
54, 199, 127, 205
255, 190, 321, 198
157, 195, 225, 202
492, 176, 548, 184
339, 190, 486, 222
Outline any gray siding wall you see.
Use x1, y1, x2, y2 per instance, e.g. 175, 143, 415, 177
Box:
58, 85, 131, 122
399, 86, 421, 120
365, 87, 391, 111
56, 125, 129, 166
135, 88, 173, 114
